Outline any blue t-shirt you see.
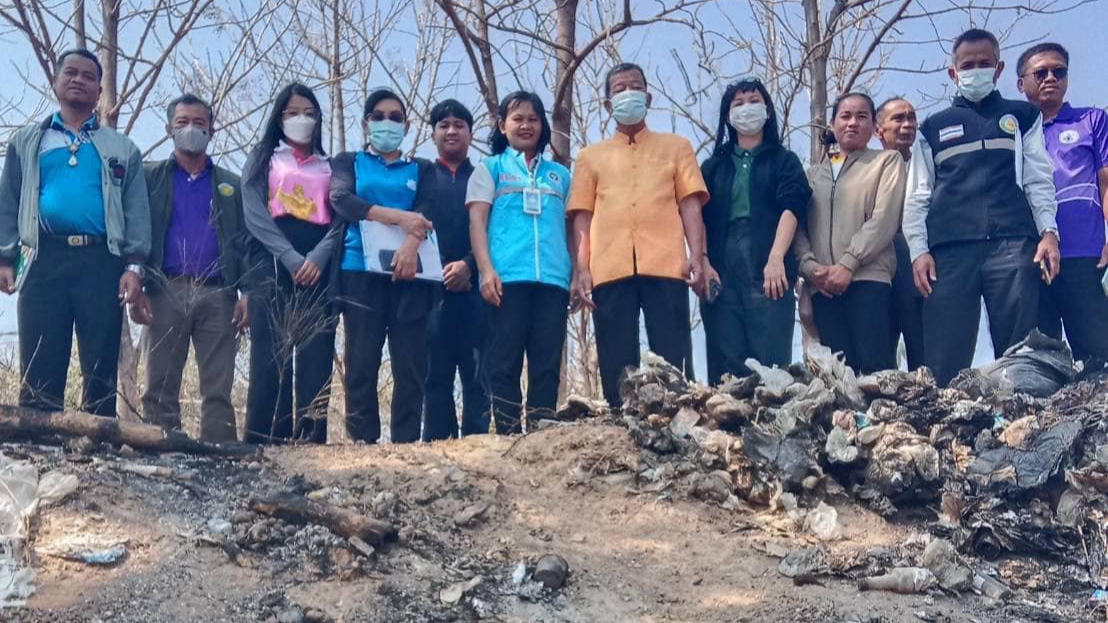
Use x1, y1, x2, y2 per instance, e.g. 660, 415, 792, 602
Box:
38, 113, 106, 235
341, 151, 421, 271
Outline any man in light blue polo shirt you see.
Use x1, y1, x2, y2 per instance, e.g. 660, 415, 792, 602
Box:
0, 48, 151, 417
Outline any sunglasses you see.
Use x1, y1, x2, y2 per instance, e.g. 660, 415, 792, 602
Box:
1027, 67, 1068, 82
367, 111, 405, 123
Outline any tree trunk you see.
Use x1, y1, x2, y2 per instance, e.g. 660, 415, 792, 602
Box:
74, 0, 86, 49
330, 0, 345, 152
550, 0, 577, 166
803, 0, 827, 163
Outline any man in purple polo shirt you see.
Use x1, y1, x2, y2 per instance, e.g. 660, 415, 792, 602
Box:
133, 93, 249, 441
1017, 42, 1108, 362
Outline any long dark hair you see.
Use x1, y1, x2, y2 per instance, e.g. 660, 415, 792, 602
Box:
245, 83, 327, 192
489, 91, 552, 156
712, 78, 780, 157
259, 83, 326, 156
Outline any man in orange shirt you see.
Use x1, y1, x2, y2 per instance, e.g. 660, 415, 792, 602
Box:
568, 62, 711, 409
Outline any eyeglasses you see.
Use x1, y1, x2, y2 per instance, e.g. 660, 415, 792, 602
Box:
282, 109, 319, 120
1026, 67, 1068, 82
367, 111, 405, 123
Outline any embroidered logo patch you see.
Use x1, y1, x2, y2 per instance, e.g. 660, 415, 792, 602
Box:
1059, 129, 1080, 144
217, 182, 235, 197
406, 178, 417, 191
999, 114, 1019, 135
547, 171, 561, 184
938, 124, 965, 142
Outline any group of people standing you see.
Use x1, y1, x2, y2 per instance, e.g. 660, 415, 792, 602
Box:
0, 26, 1104, 445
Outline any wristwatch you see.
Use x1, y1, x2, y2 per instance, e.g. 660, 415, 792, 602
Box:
125, 263, 146, 279
1042, 228, 1061, 241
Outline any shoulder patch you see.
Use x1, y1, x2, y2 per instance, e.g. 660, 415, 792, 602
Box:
1059, 129, 1080, 145
938, 125, 964, 143
999, 114, 1019, 135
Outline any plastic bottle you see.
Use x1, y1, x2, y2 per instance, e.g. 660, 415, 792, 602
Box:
857, 567, 937, 594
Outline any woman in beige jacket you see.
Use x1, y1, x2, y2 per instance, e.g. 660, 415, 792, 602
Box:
794, 92, 907, 373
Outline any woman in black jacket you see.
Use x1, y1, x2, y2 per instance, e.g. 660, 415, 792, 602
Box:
700, 79, 812, 384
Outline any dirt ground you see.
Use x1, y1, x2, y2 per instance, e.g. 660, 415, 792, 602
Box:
1, 423, 1095, 623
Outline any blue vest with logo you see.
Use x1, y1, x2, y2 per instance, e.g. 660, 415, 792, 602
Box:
482, 149, 572, 290
341, 151, 421, 271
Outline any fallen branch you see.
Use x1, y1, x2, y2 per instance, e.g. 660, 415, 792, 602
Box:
250, 492, 399, 547
0, 405, 259, 458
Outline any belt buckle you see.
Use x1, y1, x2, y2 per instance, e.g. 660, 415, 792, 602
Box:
66, 235, 84, 246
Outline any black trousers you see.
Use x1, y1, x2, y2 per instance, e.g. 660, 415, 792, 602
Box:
812, 280, 895, 374
924, 238, 1039, 386
1038, 256, 1108, 362
341, 272, 431, 444
891, 233, 925, 370
593, 275, 692, 408
701, 220, 795, 385
483, 282, 568, 434
423, 289, 489, 440
244, 258, 335, 444
18, 239, 123, 416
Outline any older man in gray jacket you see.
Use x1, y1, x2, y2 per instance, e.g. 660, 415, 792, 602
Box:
0, 49, 150, 417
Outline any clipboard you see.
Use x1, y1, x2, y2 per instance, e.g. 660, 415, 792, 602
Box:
358, 220, 443, 282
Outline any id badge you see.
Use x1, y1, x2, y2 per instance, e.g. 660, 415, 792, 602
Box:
522, 188, 543, 215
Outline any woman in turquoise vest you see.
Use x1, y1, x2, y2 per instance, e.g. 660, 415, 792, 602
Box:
466, 91, 572, 434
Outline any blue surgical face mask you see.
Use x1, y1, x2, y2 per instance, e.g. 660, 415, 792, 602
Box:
368, 119, 405, 153
610, 89, 648, 126
955, 67, 997, 102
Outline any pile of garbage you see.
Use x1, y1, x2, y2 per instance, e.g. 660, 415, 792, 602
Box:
557, 332, 1108, 594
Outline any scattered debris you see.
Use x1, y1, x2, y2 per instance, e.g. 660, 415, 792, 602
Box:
439, 576, 482, 605
44, 544, 128, 567
857, 567, 937, 594
532, 554, 569, 590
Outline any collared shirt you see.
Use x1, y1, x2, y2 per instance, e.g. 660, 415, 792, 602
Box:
1043, 103, 1108, 258
466, 148, 572, 289
341, 150, 421, 271
267, 141, 332, 225
729, 143, 765, 221
162, 158, 221, 278
567, 127, 709, 286
37, 112, 106, 235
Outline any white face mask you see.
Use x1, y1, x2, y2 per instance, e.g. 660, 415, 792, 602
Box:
729, 102, 768, 136
282, 115, 316, 144
955, 67, 997, 102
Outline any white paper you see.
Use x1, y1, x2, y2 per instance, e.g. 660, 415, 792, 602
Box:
358, 220, 444, 282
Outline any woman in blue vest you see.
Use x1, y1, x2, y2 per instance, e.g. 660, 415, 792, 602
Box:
330, 87, 436, 444
466, 91, 572, 434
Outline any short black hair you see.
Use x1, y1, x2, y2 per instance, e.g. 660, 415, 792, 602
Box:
57, 48, 103, 81
1017, 42, 1070, 77
166, 93, 214, 125
363, 87, 406, 120
430, 99, 474, 130
953, 28, 1000, 61
832, 92, 876, 119
604, 62, 648, 100
875, 96, 912, 123
489, 91, 551, 156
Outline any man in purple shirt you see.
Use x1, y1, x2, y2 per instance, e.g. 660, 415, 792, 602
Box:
1018, 43, 1108, 362
133, 94, 249, 441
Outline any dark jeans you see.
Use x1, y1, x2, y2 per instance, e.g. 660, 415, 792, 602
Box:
891, 233, 925, 370
812, 280, 895, 374
701, 220, 795, 385
423, 289, 489, 440
341, 272, 430, 444
1038, 256, 1108, 362
244, 258, 335, 444
924, 238, 1039, 386
18, 238, 123, 416
593, 275, 692, 408
483, 282, 568, 434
